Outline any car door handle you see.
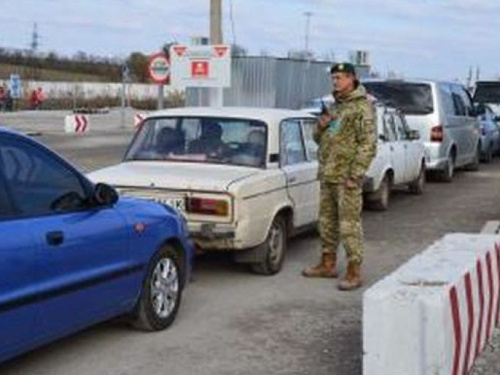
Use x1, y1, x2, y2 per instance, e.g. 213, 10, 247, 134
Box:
288, 176, 297, 184
46, 231, 64, 247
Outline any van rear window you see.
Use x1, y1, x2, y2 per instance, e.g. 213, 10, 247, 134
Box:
364, 82, 433, 115
473, 82, 500, 103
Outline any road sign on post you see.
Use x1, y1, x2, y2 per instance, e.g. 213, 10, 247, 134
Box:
148, 52, 170, 85
148, 52, 170, 110
169, 44, 231, 88
9, 74, 21, 99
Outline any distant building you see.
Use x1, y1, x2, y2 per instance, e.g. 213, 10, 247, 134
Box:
191, 36, 209, 46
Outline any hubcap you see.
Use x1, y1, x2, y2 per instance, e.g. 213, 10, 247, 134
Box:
150, 258, 179, 318
268, 222, 284, 265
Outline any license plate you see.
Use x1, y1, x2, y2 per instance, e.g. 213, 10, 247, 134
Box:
151, 197, 185, 213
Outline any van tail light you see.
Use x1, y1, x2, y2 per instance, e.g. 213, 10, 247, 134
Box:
186, 197, 229, 216
430, 125, 444, 142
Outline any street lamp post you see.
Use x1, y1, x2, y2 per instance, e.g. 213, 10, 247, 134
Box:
304, 11, 313, 54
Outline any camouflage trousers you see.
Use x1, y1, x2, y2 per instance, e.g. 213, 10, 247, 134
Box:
318, 181, 364, 265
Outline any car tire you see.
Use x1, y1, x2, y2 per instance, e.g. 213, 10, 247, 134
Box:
481, 144, 493, 164
132, 245, 183, 331
409, 163, 425, 195
464, 145, 480, 171
438, 154, 455, 182
250, 215, 287, 276
368, 174, 391, 211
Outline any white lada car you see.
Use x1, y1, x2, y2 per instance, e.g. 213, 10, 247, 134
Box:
363, 104, 427, 210
88, 107, 321, 275
88, 105, 426, 275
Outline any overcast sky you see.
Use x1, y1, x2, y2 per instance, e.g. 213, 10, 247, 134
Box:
1, 0, 499, 81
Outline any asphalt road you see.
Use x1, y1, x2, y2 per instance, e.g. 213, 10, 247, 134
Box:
2, 112, 500, 374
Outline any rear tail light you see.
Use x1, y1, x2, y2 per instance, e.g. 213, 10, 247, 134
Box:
186, 197, 229, 216
430, 125, 444, 142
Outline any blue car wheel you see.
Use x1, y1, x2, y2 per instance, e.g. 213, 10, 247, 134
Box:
133, 245, 183, 331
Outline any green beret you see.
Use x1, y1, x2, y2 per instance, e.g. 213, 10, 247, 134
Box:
330, 62, 356, 75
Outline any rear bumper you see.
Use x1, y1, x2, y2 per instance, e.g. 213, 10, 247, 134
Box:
188, 222, 238, 250
426, 157, 448, 171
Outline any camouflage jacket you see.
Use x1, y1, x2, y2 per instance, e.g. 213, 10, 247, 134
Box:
314, 85, 376, 183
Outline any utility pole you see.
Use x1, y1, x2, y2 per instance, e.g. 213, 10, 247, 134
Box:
30, 23, 40, 80
210, 0, 223, 44
209, 0, 223, 107
304, 11, 313, 53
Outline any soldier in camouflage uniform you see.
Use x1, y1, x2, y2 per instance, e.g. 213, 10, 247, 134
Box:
302, 62, 376, 291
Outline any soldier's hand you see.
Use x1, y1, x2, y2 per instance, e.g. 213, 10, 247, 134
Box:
345, 177, 362, 189
318, 113, 332, 131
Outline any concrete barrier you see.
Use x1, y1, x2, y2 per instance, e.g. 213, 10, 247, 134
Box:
363, 233, 500, 375
64, 114, 90, 134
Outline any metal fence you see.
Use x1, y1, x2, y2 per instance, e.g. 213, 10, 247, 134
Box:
186, 56, 370, 109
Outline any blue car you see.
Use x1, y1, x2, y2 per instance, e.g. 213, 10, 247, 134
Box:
0, 127, 193, 363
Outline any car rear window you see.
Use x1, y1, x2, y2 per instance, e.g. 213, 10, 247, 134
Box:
473, 82, 500, 104
364, 82, 433, 115
125, 116, 268, 168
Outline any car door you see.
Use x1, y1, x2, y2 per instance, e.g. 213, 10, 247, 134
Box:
280, 118, 315, 227
459, 86, 480, 160
384, 112, 406, 184
394, 112, 420, 182
451, 85, 476, 165
300, 118, 320, 223
0, 135, 134, 340
0, 165, 39, 361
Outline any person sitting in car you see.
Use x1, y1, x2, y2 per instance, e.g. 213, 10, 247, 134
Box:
189, 120, 227, 158
156, 127, 185, 155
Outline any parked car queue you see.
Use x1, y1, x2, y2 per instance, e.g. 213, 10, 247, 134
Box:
2, 77, 497, 363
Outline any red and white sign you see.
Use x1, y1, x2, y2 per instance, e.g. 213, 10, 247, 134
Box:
134, 112, 148, 129
169, 44, 231, 88
148, 52, 170, 85
64, 114, 89, 134
191, 61, 209, 78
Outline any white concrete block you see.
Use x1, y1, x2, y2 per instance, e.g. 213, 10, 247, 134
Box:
363, 234, 500, 375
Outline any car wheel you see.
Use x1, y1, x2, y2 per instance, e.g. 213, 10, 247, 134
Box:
250, 215, 287, 275
368, 174, 390, 211
409, 163, 425, 195
482, 144, 493, 164
465, 145, 480, 171
133, 245, 183, 331
438, 154, 455, 182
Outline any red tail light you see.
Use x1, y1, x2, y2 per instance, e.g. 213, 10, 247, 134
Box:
186, 197, 228, 216
430, 125, 444, 142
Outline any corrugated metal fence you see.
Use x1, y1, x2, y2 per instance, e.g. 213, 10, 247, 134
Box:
186, 57, 337, 109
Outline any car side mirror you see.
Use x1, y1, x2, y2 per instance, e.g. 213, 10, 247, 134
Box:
94, 183, 118, 206
378, 134, 387, 142
407, 129, 420, 140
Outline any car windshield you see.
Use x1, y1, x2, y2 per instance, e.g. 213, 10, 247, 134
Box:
474, 82, 500, 104
125, 116, 268, 168
364, 82, 434, 115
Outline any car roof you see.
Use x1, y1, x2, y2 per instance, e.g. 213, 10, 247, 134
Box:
362, 78, 459, 86
147, 107, 316, 123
